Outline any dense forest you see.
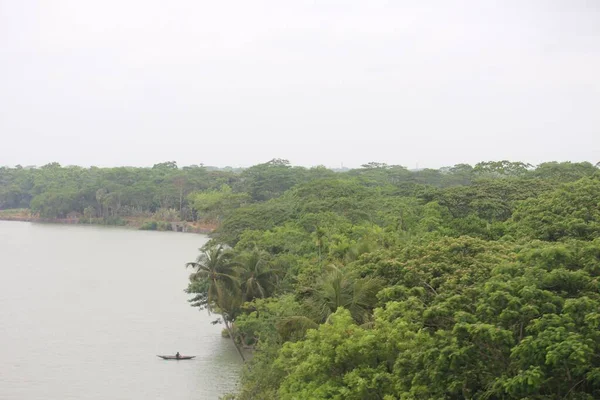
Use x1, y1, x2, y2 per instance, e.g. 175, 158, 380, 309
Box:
0, 159, 340, 228
0, 161, 238, 227
3, 159, 600, 398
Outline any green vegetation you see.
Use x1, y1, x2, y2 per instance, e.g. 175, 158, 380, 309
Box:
181, 160, 600, 399
3, 159, 600, 398
0, 161, 239, 228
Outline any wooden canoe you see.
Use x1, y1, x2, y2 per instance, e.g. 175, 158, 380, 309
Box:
157, 355, 196, 360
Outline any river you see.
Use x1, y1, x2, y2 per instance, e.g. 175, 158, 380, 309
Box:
0, 221, 241, 400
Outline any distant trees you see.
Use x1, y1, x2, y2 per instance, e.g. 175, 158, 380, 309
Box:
533, 161, 598, 182
237, 159, 303, 202
510, 177, 600, 241
0, 162, 241, 221
29, 190, 77, 218
473, 160, 532, 177
187, 185, 250, 222
1, 159, 597, 224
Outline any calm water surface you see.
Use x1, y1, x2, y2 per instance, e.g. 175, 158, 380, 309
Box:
0, 221, 241, 400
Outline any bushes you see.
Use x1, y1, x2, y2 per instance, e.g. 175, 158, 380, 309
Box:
139, 220, 172, 231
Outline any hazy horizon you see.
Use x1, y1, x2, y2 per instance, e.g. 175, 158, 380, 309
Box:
2, 158, 599, 171
2, 1, 599, 169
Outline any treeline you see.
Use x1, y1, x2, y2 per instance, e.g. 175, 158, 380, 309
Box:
2, 159, 596, 224
0, 161, 237, 222
4, 159, 600, 397
177, 160, 600, 399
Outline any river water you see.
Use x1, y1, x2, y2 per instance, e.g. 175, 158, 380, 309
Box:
0, 221, 241, 400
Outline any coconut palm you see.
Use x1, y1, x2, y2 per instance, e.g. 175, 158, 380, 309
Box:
185, 244, 239, 312
236, 249, 278, 302
305, 264, 382, 325
279, 265, 382, 340
186, 244, 246, 361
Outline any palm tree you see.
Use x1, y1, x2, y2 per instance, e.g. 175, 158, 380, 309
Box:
279, 265, 382, 340
186, 244, 239, 312
305, 265, 382, 325
186, 245, 246, 361
314, 227, 326, 261
236, 249, 278, 302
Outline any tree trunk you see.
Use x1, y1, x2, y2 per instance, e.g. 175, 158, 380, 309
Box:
223, 319, 246, 362
179, 187, 183, 214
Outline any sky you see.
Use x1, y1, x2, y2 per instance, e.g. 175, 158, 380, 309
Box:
0, 0, 599, 169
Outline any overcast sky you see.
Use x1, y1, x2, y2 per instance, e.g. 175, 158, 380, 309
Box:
1, 1, 599, 169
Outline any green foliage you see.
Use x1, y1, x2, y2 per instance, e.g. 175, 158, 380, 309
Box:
434, 177, 554, 222
236, 159, 304, 202
533, 161, 599, 182
473, 160, 533, 177
510, 177, 600, 241
302, 265, 383, 325
276, 309, 396, 400
236, 249, 278, 302
139, 220, 172, 231
0, 163, 239, 221
207, 160, 600, 399
188, 184, 249, 221
215, 198, 295, 245
253, 240, 600, 399
4, 159, 600, 398
186, 245, 240, 313
30, 190, 78, 218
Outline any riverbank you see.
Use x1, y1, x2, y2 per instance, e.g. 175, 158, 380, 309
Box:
0, 209, 217, 234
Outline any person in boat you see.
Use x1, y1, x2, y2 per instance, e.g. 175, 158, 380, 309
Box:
176, 352, 180, 359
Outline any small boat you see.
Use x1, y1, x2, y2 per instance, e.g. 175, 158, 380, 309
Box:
157, 355, 196, 360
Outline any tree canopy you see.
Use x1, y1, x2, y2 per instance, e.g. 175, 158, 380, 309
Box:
3, 159, 600, 398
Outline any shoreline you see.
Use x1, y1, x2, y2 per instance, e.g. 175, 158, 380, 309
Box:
0, 212, 216, 235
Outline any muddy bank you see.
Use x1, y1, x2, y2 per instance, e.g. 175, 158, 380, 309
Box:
0, 211, 217, 234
